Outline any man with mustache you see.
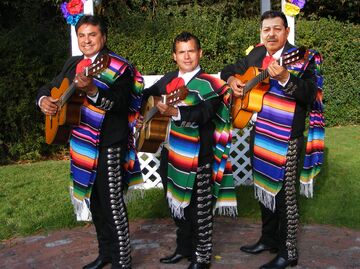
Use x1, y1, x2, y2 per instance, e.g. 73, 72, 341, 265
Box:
221, 10, 324, 269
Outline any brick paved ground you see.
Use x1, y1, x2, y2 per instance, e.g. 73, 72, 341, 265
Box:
1, 217, 359, 269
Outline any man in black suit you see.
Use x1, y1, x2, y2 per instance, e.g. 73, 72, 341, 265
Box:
141, 32, 236, 269
221, 10, 322, 269
37, 15, 143, 269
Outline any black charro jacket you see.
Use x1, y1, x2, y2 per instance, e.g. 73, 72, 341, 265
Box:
142, 69, 221, 165
36, 48, 133, 147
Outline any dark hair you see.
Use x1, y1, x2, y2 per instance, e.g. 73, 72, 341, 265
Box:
172, 31, 201, 53
260, 10, 288, 28
75, 15, 107, 37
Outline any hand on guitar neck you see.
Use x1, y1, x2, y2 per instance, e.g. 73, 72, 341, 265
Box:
74, 72, 98, 97
156, 102, 179, 117
266, 59, 290, 84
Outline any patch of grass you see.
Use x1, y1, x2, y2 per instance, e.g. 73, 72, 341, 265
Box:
299, 125, 360, 229
0, 161, 81, 240
0, 126, 359, 240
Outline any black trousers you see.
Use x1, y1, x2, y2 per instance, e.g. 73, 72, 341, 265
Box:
258, 137, 304, 261
90, 144, 131, 268
160, 147, 214, 263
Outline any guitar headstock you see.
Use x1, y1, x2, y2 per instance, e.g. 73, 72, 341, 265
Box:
281, 46, 307, 66
85, 54, 111, 77
164, 86, 189, 105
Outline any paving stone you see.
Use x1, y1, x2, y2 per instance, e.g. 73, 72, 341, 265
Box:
0, 217, 359, 269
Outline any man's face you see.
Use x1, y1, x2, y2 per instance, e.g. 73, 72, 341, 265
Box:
260, 17, 290, 55
77, 23, 106, 58
173, 39, 202, 74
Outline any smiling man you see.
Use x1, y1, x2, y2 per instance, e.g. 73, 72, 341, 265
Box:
221, 10, 324, 269
36, 15, 144, 269
141, 32, 237, 269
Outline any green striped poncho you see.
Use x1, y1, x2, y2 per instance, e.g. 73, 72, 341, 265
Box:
166, 73, 237, 218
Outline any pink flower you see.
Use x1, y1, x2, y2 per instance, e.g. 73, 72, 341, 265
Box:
66, 0, 84, 15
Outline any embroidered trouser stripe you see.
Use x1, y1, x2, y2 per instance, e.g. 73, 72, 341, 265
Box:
107, 147, 131, 268
283, 138, 299, 261
194, 163, 213, 264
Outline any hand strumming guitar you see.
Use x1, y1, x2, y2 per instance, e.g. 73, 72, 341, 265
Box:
227, 76, 246, 98
39, 96, 58, 116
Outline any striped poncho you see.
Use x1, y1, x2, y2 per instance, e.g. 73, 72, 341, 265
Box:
166, 73, 237, 218
253, 48, 324, 211
69, 52, 144, 221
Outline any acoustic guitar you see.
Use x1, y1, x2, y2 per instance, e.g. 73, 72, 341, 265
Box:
232, 47, 307, 129
136, 86, 189, 153
45, 55, 110, 144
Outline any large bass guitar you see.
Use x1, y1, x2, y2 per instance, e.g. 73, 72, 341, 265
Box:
45, 55, 110, 144
136, 86, 189, 153
232, 47, 306, 129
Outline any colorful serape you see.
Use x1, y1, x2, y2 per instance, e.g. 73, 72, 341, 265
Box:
69, 52, 144, 221
70, 100, 105, 221
299, 51, 325, 197
166, 74, 237, 218
253, 48, 324, 211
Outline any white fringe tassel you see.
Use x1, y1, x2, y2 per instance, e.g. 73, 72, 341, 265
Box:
214, 206, 238, 217
124, 185, 145, 204
167, 196, 186, 219
69, 186, 92, 222
300, 180, 314, 198
254, 185, 276, 212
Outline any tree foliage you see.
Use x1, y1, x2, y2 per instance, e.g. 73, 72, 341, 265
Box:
0, 1, 68, 162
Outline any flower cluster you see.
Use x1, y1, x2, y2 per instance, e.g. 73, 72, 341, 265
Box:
61, 0, 85, 26
284, 0, 306, 16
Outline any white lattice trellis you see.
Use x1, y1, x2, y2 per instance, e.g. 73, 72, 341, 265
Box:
139, 151, 162, 189
230, 126, 253, 186
138, 127, 253, 188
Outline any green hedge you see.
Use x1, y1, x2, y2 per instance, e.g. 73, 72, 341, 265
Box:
0, 4, 359, 163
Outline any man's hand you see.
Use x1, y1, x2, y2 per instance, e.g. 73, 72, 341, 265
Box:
227, 76, 246, 98
156, 102, 179, 117
75, 73, 98, 97
267, 60, 290, 84
40, 96, 58, 115
135, 115, 144, 129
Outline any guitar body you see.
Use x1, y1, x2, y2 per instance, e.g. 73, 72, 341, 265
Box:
232, 67, 270, 129
44, 54, 110, 145
137, 96, 169, 153
45, 78, 85, 144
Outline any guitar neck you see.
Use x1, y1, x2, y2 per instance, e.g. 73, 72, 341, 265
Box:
243, 69, 269, 94
58, 82, 76, 107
